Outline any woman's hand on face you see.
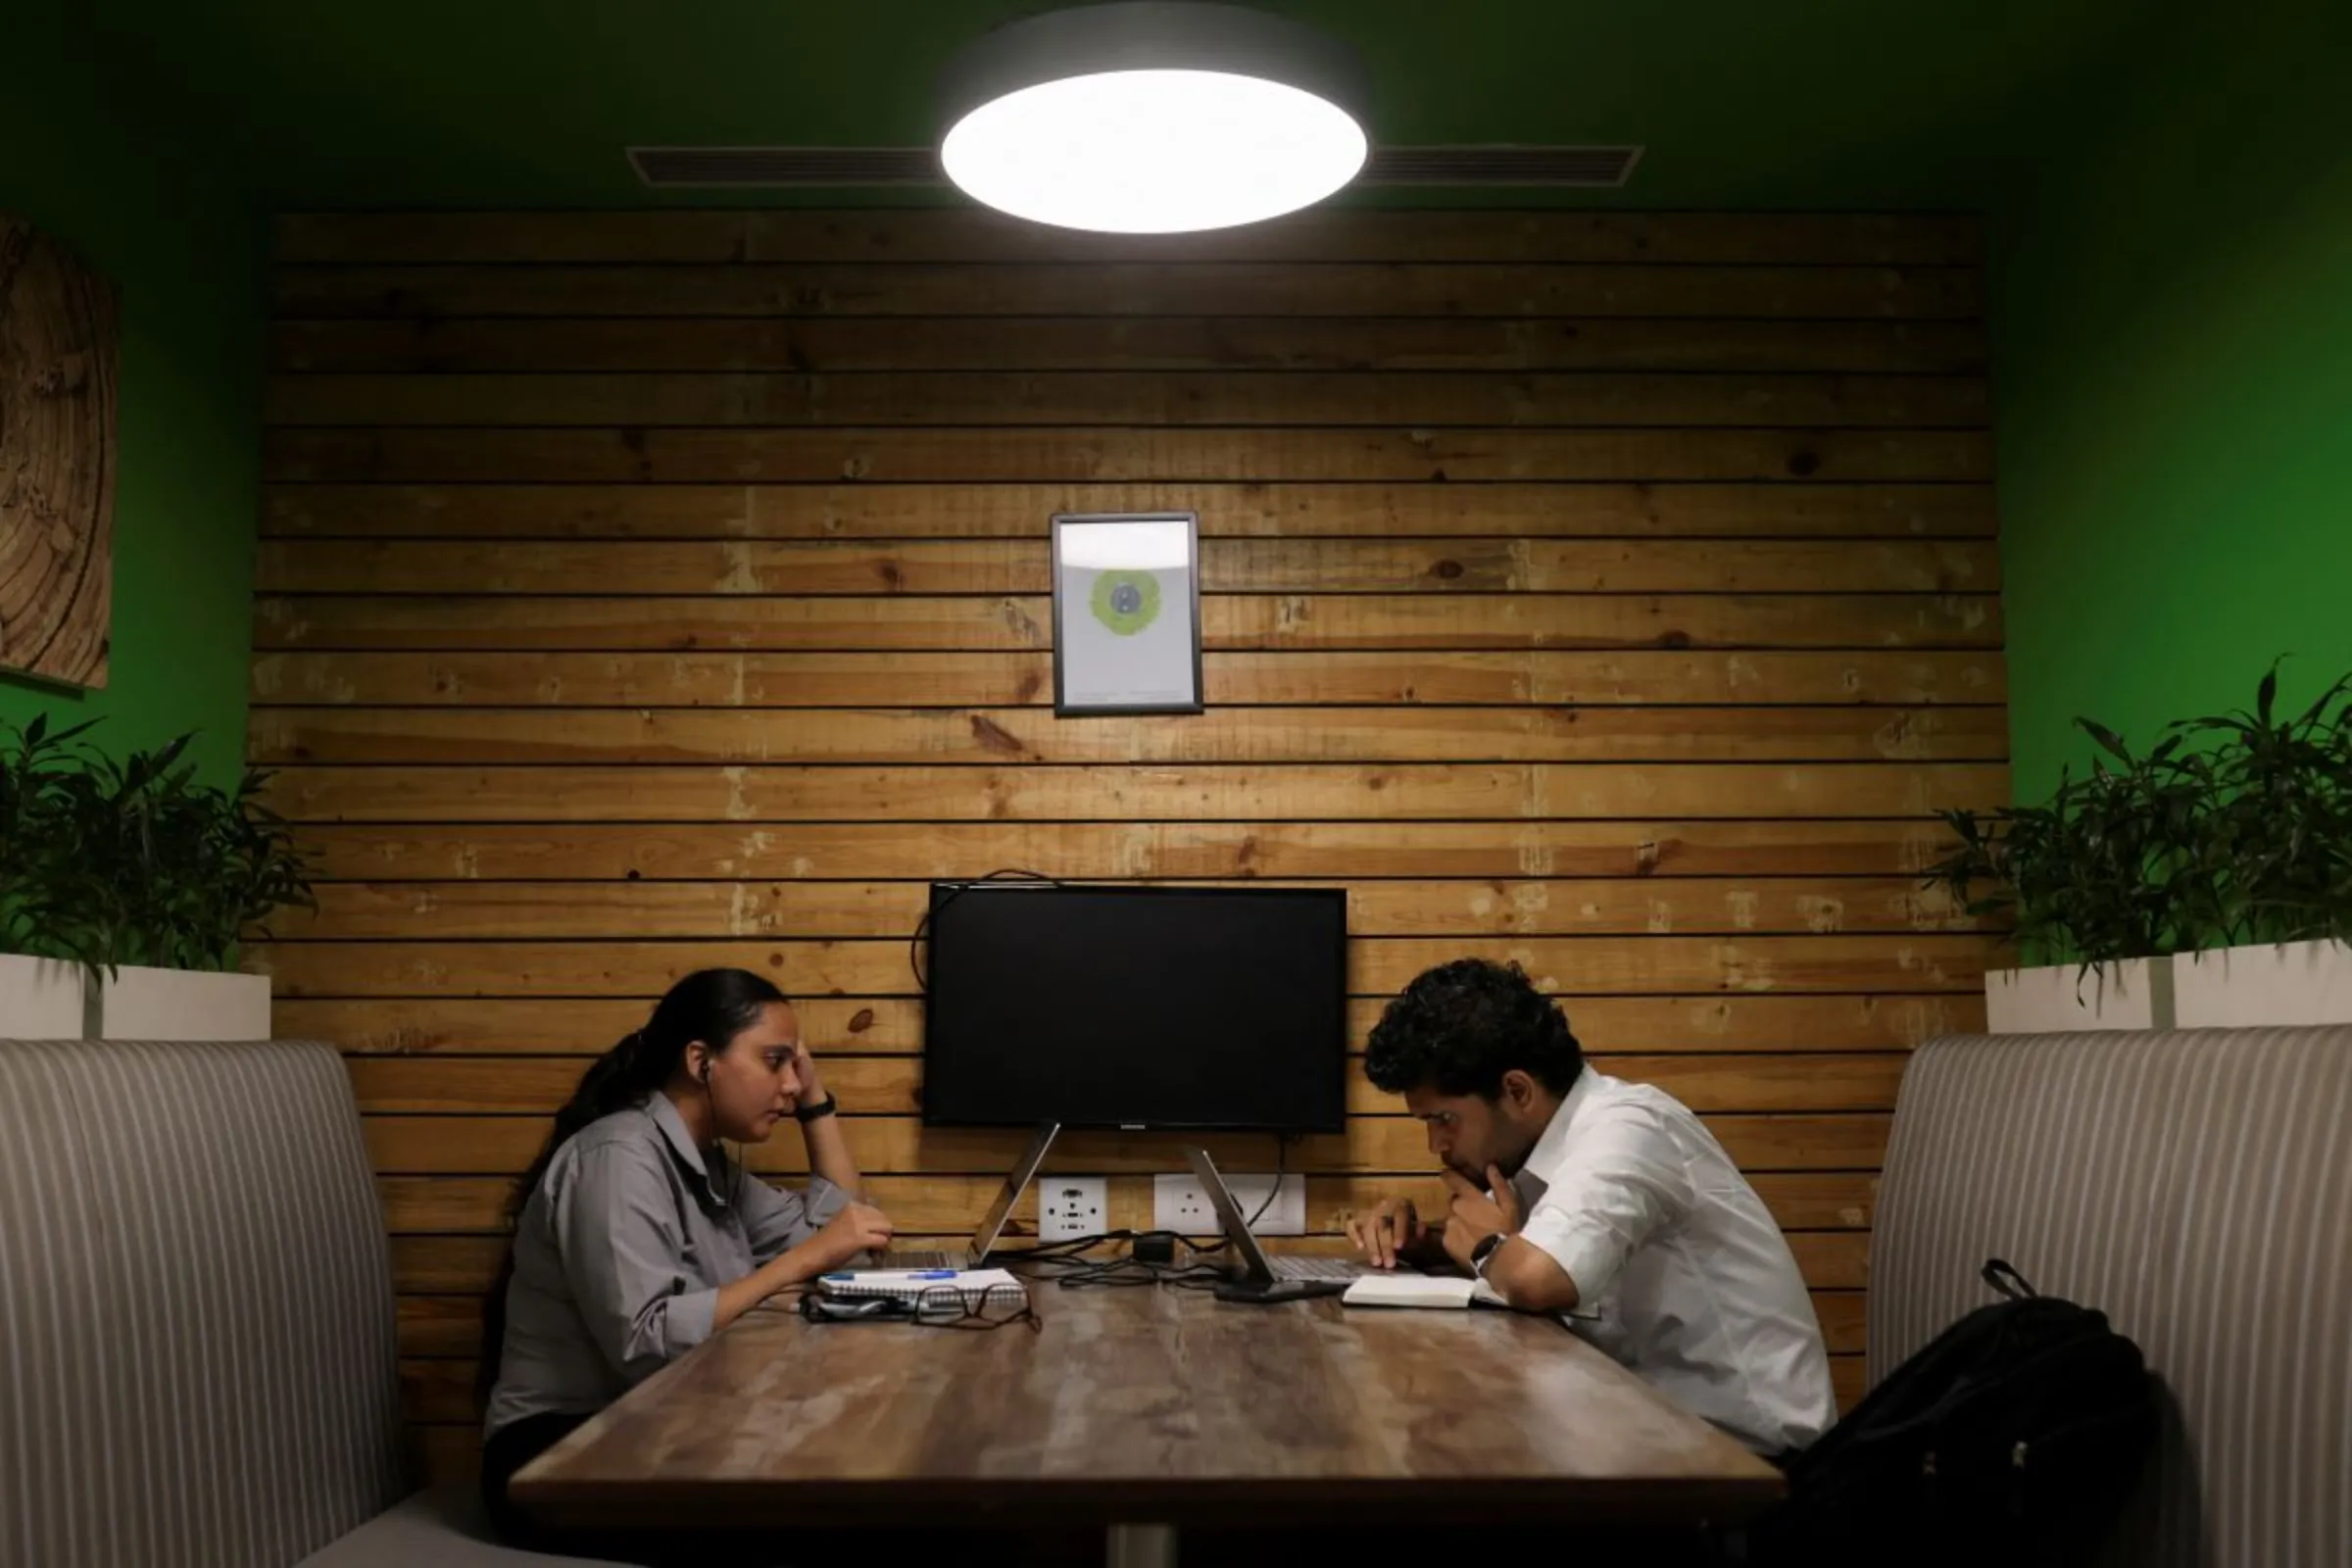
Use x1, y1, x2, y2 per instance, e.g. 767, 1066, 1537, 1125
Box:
789, 1039, 826, 1103
813, 1201, 895, 1269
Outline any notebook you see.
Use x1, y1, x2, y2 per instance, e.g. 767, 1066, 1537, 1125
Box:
815, 1266, 1022, 1301
1340, 1274, 1506, 1310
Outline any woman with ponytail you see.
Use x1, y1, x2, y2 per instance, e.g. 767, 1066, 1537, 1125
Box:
476, 967, 895, 1551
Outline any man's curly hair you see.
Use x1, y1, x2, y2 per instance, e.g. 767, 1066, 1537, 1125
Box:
1364, 958, 1584, 1099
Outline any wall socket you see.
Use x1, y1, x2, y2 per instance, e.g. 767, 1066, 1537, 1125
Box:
1152, 1172, 1307, 1237
1038, 1176, 1107, 1242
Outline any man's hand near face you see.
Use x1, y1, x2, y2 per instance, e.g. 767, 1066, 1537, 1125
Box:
1438, 1164, 1523, 1272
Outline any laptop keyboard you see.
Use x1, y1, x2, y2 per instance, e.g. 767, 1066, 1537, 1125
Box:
1271, 1256, 1370, 1282
874, 1249, 958, 1270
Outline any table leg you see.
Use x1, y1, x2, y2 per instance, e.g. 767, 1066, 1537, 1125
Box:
1105, 1521, 1177, 1568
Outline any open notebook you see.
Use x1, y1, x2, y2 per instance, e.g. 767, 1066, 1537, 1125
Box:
1340, 1274, 1507, 1310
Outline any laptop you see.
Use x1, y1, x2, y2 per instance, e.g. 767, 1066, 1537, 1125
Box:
1185, 1146, 1412, 1298
866, 1121, 1059, 1271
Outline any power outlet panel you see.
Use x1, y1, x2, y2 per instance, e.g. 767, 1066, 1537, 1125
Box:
1152, 1173, 1307, 1237
1038, 1176, 1108, 1242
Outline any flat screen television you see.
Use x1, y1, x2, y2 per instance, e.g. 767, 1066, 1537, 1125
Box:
920, 883, 1348, 1131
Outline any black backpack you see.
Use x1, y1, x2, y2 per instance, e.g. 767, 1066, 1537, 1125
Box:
1756, 1259, 2159, 1567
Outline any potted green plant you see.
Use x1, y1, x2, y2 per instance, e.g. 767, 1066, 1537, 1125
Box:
0, 716, 100, 1034
1928, 667, 2352, 1031
0, 715, 313, 1039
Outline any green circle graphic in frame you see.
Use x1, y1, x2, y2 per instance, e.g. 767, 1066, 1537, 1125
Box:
1090, 570, 1162, 636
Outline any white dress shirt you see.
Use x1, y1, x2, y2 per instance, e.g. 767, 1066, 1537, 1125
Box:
1509, 1068, 1836, 1453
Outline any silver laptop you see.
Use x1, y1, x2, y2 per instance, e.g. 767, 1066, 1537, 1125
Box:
867, 1122, 1059, 1271
1185, 1146, 1410, 1289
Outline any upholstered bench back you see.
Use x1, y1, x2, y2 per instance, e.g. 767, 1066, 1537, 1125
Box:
0, 1038, 407, 1567
1873, 1028, 2352, 1568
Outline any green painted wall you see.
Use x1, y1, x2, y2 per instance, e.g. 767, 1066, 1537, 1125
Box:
1993, 1, 2352, 803
0, 6, 266, 784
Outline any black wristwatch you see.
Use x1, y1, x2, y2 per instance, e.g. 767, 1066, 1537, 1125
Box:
1469, 1231, 1509, 1279
793, 1094, 839, 1123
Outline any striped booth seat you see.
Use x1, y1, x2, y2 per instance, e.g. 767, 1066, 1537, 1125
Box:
0, 1038, 599, 1566
1871, 1028, 2352, 1568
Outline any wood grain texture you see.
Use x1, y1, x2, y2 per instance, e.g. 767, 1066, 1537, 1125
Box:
267, 369, 1989, 429
250, 704, 2008, 766
394, 1345, 1861, 1431
253, 590, 2004, 653
405, 1344, 1870, 1483
255, 537, 1995, 596
275, 261, 1980, 321
362, 1112, 1892, 1177
394, 1283, 1875, 1363
259, 760, 2009, 822
263, 425, 1990, 484
261, 480, 1999, 541
271, 317, 1990, 375
376, 1171, 1879, 1240
505, 1290, 1783, 1531
252, 212, 1997, 1457
252, 934, 1989, 1000
386, 1228, 1869, 1297
276, 818, 1965, 881
284, 993, 1984, 1058
344, 1052, 1910, 1118
0, 214, 118, 688
253, 650, 2007, 710
275, 209, 1981, 266
390, 1286, 1866, 1362
285, 875, 1984, 941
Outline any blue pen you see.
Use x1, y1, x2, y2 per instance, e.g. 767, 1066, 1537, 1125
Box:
906, 1269, 958, 1279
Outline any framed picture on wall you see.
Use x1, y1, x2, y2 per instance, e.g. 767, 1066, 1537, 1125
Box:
1050, 512, 1203, 716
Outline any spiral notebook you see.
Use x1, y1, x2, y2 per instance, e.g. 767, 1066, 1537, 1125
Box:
815, 1267, 1022, 1301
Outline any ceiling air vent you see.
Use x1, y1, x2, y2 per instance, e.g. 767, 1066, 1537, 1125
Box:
627, 144, 1642, 190
1361, 145, 1642, 188
627, 147, 943, 187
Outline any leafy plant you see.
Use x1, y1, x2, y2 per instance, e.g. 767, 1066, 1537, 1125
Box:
1929, 667, 2352, 963
0, 717, 313, 971
2180, 669, 2352, 948
1927, 665, 2352, 965
1930, 735, 2198, 962
1, 715, 111, 961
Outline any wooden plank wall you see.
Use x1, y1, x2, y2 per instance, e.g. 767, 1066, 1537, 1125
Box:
249, 209, 2002, 1478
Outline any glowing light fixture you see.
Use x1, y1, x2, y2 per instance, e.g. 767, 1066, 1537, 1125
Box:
938, 3, 1371, 234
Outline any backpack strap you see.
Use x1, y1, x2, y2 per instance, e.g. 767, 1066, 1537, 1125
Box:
1981, 1257, 2038, 1300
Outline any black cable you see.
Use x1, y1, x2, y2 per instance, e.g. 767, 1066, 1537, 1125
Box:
1243, 1133, 1291, 1230
999, 1230, 1227, 1291
909, 868, 1058, 993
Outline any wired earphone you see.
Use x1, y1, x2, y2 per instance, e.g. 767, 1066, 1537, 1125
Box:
692, 1051, 742, 1203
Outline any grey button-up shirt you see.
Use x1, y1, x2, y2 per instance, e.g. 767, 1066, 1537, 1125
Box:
485, 1093, 848, 1436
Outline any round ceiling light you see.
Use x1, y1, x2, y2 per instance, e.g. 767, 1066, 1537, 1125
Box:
938, 3, 1371, 235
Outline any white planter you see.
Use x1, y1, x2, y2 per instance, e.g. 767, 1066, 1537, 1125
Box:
0, 953, 95, 1038
1985, 940, 2352, 1034
95, 965, 272, 1041
1984, 957, 2176, 1033
2173, 939, 2352, 1029
0, 958, 272, 1041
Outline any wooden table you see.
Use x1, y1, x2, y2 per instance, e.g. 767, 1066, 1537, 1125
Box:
513, 1283, 1782, 1562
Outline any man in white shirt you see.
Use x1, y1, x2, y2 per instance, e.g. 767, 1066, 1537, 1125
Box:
1345, 957, 1836, 1456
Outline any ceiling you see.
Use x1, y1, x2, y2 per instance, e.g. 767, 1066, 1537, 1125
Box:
84, 0, 2145, 211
